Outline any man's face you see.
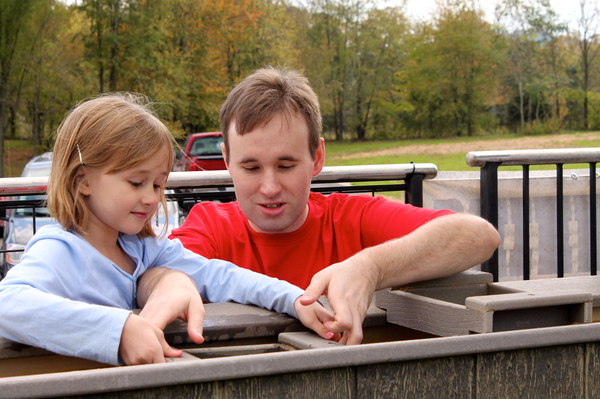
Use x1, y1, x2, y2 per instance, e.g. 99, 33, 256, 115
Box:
224, 113, 324, 234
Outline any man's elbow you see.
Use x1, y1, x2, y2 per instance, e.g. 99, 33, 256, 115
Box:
473, 217, 501, 260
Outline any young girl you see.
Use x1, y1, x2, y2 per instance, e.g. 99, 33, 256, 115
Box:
0, 93, 334, 366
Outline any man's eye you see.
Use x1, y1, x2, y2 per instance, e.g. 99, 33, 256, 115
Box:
243, 166, 259, 172
280, 164, 294, 169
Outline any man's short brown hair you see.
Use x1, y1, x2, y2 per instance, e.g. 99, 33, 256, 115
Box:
219, 67, 322, 159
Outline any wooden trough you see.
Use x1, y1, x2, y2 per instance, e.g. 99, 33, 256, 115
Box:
0, 271, 599, 398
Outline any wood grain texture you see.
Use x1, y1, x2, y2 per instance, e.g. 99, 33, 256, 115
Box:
356, 356, 474, 398
475, 344, 585, 398
377, 289, 490, 335
66, 368, 354, 399
587, 342, 600, 398
35, 343, 600, 398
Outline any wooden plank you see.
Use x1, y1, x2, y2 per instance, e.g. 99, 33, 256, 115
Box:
0, 354, 112, 379
475, 344, 585, 398
65, 368, 354, 399
356, 356, 474, 398
587, 342, 600, 398
377, 289, 490, 335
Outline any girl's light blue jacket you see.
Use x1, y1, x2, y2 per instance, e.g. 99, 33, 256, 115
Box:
0, 224, 302, 365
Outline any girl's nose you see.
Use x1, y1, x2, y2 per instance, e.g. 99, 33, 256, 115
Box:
142, 187, 160, 206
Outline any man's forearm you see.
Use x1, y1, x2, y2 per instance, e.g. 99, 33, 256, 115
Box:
362, 213, 500, 290
136, 266, 176, 308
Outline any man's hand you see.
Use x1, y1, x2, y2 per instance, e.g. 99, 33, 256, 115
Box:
300, 213, 500, 345
119, 314, 182, 365
299, 252, 378, 345
138, 267, 205, 345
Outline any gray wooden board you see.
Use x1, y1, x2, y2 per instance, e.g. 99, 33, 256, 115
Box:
475, 344, 586, 398
587, 342, 600, 398
356, 355, 474, 398
63, 368, 355, 399
52, 342, 600, 399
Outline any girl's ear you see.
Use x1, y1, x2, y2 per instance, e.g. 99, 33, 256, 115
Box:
75, 166, 91, 196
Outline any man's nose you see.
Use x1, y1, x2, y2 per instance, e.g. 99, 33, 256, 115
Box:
260, 171, 281, 197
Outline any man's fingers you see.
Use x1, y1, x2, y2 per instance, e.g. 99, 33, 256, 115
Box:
139, 306, 173, 330
300, 273, 329, 306
185, 301, 206, 344
321, 304, 363, 345
343, 324, 364, 345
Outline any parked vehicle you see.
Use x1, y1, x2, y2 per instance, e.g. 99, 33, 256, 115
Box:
0, 152, 180, 277
173, 132, 226, 172
0, 153, 54, 275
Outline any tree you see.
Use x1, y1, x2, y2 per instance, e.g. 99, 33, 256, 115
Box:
573, 0, 600, 129
403, 3, 501, 137
350, 7, 408, 139
301, 0, 356, 140
79, 0, 127, 92
0, 0, 42, 176
495, 0, 568, 131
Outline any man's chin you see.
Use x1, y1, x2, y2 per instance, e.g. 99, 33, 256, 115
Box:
249, 218, 295, 234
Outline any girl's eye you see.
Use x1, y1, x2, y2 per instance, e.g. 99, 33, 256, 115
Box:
129, 181, 142, 187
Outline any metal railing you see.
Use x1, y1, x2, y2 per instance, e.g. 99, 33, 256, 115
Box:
165, 164, 437, 212
0, 163, 437, 273
466, 148, 600, 282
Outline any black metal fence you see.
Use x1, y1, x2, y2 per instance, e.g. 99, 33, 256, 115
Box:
466, 148, 600, 282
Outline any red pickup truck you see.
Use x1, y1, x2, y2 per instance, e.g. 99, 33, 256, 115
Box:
173, 132, 227, 172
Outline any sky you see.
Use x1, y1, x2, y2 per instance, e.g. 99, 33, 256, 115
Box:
383, 0, 582, 25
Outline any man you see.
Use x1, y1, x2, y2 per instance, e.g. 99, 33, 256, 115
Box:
138, 67, 500, 344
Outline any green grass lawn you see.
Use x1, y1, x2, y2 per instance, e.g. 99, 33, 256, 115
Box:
324, 132, 600, 172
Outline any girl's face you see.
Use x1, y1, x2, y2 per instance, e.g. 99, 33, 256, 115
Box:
80, 146, 171, 239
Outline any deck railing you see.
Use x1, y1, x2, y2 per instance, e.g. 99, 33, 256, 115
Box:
466, 148, 600, 282
0, 163, 436, 274
165, 163, 436, 212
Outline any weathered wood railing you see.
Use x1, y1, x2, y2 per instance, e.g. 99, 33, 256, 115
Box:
0, 163, 437, 276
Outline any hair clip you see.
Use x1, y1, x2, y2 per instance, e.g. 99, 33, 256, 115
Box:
76, 144, 85, 165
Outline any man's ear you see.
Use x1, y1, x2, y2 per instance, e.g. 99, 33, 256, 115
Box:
76, 166, 91, 196
220, 143, 229, 169
312, 138, 326, 177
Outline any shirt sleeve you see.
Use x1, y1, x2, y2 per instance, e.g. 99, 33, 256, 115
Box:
355, 195, 454, 248
148, 237, 303, 318
0, 236, 131, 366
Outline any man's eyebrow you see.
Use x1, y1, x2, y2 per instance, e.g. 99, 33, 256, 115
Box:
238, 155, 299, 163
278, 155, 299, 162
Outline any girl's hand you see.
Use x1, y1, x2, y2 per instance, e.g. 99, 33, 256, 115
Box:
119, 314, 182, 365
293, 298, 341, 342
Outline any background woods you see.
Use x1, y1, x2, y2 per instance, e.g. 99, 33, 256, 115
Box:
1, 0, 599, 176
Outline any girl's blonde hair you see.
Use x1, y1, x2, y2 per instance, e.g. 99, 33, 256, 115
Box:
47, 92, 175, 237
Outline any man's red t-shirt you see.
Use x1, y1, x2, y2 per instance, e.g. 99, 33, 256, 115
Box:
169, 192, 453, 289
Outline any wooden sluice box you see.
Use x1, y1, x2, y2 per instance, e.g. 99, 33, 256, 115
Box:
0, 271, 599, 398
